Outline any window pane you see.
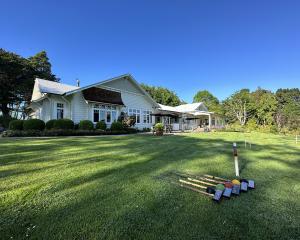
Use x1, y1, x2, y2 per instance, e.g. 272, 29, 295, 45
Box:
112, 111, 117, 122
94, 104, 99, 108
100, 110, 105, 121
57, 103, 64, 108
100, 105, 106, 109
106, 111, 111, 123
106, 105, 111, 110
137, 114, 140, 123
94, 110, 99, 122
111, 106, 116, 110
57, 109, 64, 119
133, 109, 136, 114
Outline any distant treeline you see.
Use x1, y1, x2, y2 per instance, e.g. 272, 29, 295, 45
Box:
142, 86, 300, 134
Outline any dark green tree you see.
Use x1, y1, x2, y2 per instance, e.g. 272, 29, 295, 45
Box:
141, 84, 181, 106
0, 49, 58, 118
251, 88, 277, 126
193, 90, 223, 114
275, 88, 300, 131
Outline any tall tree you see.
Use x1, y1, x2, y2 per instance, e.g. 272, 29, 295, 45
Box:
28, 51, 56, 82
275, 88, 300, 131
141, 84, 181, 106
0, 49, 57, 118
193, 90, 222, 114
251, 88, 277, 126
223, 89, 254, 125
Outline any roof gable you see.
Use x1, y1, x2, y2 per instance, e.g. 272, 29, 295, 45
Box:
36, 78, 79, 95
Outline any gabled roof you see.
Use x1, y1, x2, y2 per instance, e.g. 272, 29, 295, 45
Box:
31, 74, 160, 107
158, 102, 208, 113
36, 78, 79, 95
64, 74, 159, 107
174, 102, 206, 112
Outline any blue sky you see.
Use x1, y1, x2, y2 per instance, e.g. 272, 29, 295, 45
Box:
1, 0, 299, 102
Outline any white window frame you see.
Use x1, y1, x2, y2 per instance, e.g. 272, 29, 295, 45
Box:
93, 104, 118, 124
56, 103, 64, 119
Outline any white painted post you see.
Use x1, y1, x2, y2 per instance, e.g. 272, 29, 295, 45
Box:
233, 143, 239, 177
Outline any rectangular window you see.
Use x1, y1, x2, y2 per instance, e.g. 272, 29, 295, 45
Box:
143, 111, 147, 123
136, 110, 140, 123
112, 111, 117, 122
57, 103, 64, 119
94, 109, 99, 122
106, 111, 111, 123
100, 110, 105, 121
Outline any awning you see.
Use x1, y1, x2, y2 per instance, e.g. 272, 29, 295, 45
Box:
82, 87, 125, 105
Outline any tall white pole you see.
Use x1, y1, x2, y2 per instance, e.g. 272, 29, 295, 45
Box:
233, 143, 239, 177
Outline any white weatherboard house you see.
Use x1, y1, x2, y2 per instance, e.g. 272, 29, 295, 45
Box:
29, 74, 224, 131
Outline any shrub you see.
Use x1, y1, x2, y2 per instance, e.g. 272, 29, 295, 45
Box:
154, 123, 164, 131
9, 120, 24, 130
45, 119, 57, 130
79, 120, 94, 130
96, 121, 107, 130
23, 119, 45, 131
246, 119, 258, 132
0, 116, 16, 129
111, 121, 124, 131
53, 119, 74, 130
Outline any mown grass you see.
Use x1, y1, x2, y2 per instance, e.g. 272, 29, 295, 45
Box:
0, 132, 299, 239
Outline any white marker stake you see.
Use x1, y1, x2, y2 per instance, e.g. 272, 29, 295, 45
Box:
233, 143, 239, 177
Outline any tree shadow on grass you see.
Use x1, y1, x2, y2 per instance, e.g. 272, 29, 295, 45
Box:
0, 134, 299, 239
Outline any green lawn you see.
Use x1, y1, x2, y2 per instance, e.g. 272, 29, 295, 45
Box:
0, 132, 299, 239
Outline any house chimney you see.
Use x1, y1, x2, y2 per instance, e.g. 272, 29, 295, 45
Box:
76, 79, 80, 87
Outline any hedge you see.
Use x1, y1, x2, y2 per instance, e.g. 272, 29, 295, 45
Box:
79, 120, 94, 130
0, 116, 16, 129
53, 119, 74, 130
45, 120, 57, 130
1, 128, 138, 137
23, 119, 45, 131
96, 121, 107, 130
9, 120, 24, 130
110, 121, 124, 131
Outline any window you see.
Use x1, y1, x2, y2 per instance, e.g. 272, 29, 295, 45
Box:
112, 111, 117, 122
136, 110, 140, 123
106, 111, 111, 123
142, 110, 152, 124
94, 109, 99, 122
93, 104, 118, 124
100, 110, 105, 121
57, 103, 64, 119
128, 108, 141, 124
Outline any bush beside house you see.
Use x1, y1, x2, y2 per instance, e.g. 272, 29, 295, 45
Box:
23, 119, 45, 131
2, 119, 138, 137
53, 119, 74, 130
154, 123, 164, 136
79, 120, 94, 130
96, 121, 106, 130
9, 120, 24, 130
